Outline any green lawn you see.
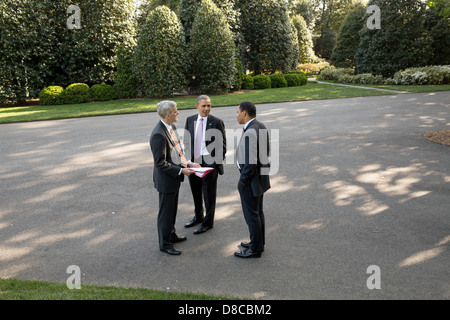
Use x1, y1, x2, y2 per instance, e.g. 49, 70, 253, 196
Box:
0, 82, 416, 124
0, 278, 235, 300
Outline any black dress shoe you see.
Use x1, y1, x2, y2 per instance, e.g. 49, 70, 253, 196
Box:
193, 225, 212, 234
240, 242, 264, 252
185, 217, 203, 228
240, 241, 251, 248
171, 235, 187, 243
160, 248, 182, 255
234, 249, 262, 258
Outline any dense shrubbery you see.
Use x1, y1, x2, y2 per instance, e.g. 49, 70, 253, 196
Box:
298, 62, 333, 76
242, 75, 254, 90
270, 74, 288, 88
320, 66, 450, 85
253, 75, 272, 90
90, 84, 116, 101
60, 83, 91, 105
1, 0, 135, 104
393, 66, 450, 85
241, 71, 308, 90
39, 83, 119, 105
39, 86, 64, 106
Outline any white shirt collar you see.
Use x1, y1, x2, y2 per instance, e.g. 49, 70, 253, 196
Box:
160, 119, 172, 131
244, 118, 255, 130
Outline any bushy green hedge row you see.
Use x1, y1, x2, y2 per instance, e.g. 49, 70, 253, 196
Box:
39, 83, 116, 106
319, 65, 450, 85
242, 71, 308, 90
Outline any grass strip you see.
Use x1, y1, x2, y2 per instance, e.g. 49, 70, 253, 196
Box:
0, 278, 235, 300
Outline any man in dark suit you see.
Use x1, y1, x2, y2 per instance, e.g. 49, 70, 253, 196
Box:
150, 100, 198, 255
235, 101, 271, 258
183, 95, 227, 234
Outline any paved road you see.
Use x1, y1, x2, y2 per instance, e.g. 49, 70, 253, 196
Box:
0, 92, 449, 299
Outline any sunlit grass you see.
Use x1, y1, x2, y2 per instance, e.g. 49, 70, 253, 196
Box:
0, 278, 236, 300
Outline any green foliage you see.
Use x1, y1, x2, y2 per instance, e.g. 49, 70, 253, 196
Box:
60, 83, 92, 104
133, 6, 187, 98
320, 65, 450, 85
114, 45, 139, 99
355, 0, 431, 78
298, 62, 334, 76
428, 0, 450, 17
239, 0, 296, 74
331, 4, 366, 68
287, 71, 308, 86
234, 55, 245, 91
393, 66, 450, 85
179, 0, 202, 41
39, 86, 64, 106
90, 84, 116, 101
0, 0, 135, 104
270, 74, 288, 88
291, 14, 317, 64
253, 75, 271, 89
180, 0, 238, 42
284, 74, 302, 87
189, 0, 236, 94
425, 4, 450, 65
314, 27, 336, 60
241, 74, 255, 90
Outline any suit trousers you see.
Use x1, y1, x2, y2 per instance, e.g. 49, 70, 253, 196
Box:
188, 166, 218, 228
158, 191, 179, 250
238, 182, 265, 252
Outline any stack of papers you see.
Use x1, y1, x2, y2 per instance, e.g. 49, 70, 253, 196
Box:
191, 167, 215, 178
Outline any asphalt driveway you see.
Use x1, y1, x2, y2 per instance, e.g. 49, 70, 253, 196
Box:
0, 91, 449, 299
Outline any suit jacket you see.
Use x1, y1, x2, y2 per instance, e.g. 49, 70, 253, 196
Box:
150, 120, 184, 193
184, 114, 227, 175
236, 119, 271, 197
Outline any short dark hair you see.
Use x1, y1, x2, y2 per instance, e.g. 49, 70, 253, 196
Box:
239, 101, 256, 118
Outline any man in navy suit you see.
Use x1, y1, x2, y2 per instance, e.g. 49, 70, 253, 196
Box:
183, 95, 227, 234
235, 101, 271, 258
150, 100, 198, 255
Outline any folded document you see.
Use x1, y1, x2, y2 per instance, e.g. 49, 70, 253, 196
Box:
191, 167, 215, 178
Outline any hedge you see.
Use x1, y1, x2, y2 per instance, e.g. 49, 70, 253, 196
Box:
320, 65, 450, 85
242, 74, 254, 90
39, 83, 119, 105
253, 75, 271, 89
39, 86, 64, 106
270, 74, 288, 88
90, 84, 116, 101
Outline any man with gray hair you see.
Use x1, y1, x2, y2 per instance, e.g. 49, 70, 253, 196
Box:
150, 100, 199, 255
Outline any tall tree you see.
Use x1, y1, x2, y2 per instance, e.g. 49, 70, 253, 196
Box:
133, 5, 187, 97
355, 0, 432, 78
292, 14, 317, 63
189, 0, 236, 93
0, 0, 135, 104
238, 0, 296, 74
330, 3, 366, 68
425, 2, 450, 65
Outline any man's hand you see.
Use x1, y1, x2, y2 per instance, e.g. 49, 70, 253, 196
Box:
181, 168, 195, 176
188, 162, 201, 168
